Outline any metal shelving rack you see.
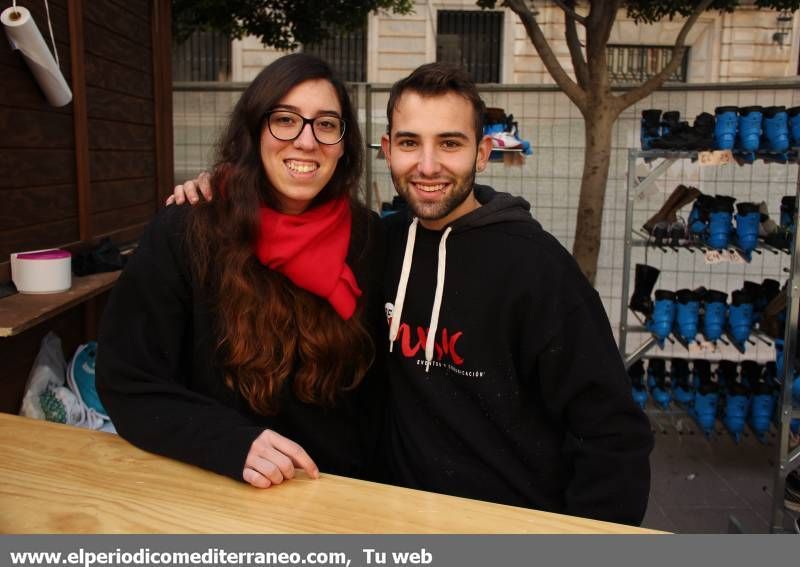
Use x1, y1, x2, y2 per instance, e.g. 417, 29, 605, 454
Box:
617, 148, 800, 533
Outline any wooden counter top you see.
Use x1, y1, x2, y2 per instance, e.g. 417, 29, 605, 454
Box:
0, 413, 661, 534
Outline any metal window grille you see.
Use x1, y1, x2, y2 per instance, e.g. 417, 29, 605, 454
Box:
303, 22, 367, 82
172, 31, 232, 82
607, 44, 689, 84
436, 10, 503, 83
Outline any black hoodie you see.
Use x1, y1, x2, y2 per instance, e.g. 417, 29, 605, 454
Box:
381, 185, 653, 525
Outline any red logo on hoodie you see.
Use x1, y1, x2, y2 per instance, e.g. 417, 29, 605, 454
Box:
393, 323, 464, 365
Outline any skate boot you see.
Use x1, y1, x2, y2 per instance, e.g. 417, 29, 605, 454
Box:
629, 264, 660, 319
734, 202, 760, 260
713, 106, 738, 150
702, 289, 728, 342
628, 359, 649, 410
672, 358, 694, 407
674, 289, 700, 343
641, 109, 662, 150
728, 289, 754, 346
646, 290, 676, 345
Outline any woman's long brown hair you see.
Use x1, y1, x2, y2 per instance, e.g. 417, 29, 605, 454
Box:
186, 54, 373, 415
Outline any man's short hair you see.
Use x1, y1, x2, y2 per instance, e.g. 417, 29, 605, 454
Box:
386, 63, 486, 144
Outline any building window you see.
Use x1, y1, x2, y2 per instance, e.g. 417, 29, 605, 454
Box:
607, 45, 689, 84
304, 22, 367, 82
436, 10, 503, 83
172, 31, 232, 81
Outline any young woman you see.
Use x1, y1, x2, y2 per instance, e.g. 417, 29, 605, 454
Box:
96, 54, 385, 489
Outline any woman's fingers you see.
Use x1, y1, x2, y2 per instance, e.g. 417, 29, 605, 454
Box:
266, 430, 319, 479
242, 466, 272, 488
242, 430, 319, 488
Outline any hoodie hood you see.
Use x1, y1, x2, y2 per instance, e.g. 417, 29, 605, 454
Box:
450, 184, 535, 232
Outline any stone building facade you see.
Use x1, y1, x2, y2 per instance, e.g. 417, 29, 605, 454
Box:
228, 0, 800, 84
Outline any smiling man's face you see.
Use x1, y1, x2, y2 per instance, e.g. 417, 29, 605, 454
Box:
381, 90, 492, 230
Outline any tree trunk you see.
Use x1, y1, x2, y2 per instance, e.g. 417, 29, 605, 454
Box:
572, 103, 616, 286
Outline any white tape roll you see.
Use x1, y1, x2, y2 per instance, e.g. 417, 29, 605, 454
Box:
11, 249, 72, 294
2, 6, 72, 107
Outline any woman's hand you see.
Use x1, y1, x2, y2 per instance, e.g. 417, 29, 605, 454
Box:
166, 171, 213, 205
242, 429, 320, 488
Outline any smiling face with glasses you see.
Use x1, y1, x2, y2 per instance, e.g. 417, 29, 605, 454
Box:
266, 110, 346, 145
260, 79, 346, 215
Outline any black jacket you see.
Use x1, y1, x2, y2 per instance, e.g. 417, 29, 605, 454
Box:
96, 203, 386, 482
381, 185, 653, 525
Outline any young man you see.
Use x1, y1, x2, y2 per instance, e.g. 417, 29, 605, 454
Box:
171, 64, 654, 526
377, 64, 652, 526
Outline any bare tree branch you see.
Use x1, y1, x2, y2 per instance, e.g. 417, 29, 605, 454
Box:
553, 0, 586, 26
615, 0, 713, 110
585, 0, 620, 59
565, 9, 589, 88
503, 0, 587, 110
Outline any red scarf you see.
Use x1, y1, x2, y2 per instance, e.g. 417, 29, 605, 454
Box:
253, 196, 362, 320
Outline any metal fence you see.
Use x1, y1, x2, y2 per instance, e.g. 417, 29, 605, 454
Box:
173, 80, 800, 346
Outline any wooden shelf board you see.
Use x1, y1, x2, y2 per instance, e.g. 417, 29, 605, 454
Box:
0, 271, 120, 338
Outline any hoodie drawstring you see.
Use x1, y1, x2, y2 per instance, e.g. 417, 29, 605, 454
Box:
388, 218, 452, 373
424, 226, 452, 372
389, 218, 418, 351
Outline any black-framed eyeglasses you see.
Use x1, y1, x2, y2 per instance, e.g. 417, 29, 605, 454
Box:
264, 110, 346, 145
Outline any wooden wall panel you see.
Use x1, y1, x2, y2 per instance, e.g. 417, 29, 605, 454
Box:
109, 0, 150, 20
86, 87, 154, 125
91, 178, 155, 212
85, 2, 150, 46
0, 185, 77, 230
1, 1, 170, 414
92, 202, 155, 236
0, 150, 76, 188
89, 151, 155, 181
84, 54, 152, 98
88, 120, 154, 151
84, 21, 151, 73
0, 108, 74, 148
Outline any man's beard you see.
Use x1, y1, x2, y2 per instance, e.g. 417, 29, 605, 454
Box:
391, 167, 477, 222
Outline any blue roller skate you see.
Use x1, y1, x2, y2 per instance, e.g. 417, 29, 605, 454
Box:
734, 202, 761, 261
651, 367, 673, 410
761, 106, 790, 155
641, 109, 662, 151
688, 194, 713, 240
691, 363, 720, 436
787, 106, 800, 147
647, 358, 666, 391
744, 361, 773, 441
714, 106, 738, 150
720, 362, 748, 442
702, 290, 728, 342
674, 289, 700, 343
707, 196, 735, 250
776, 338, 787, 383
736, 106, 763, 162
647, 290, 676, 346
672, 358, 694, 407
692, 359, 711, 390
728, 289, 754, 346
628, 360, 649, 411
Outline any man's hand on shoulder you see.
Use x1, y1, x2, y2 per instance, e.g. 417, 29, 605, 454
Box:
166, 171, 213, 206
